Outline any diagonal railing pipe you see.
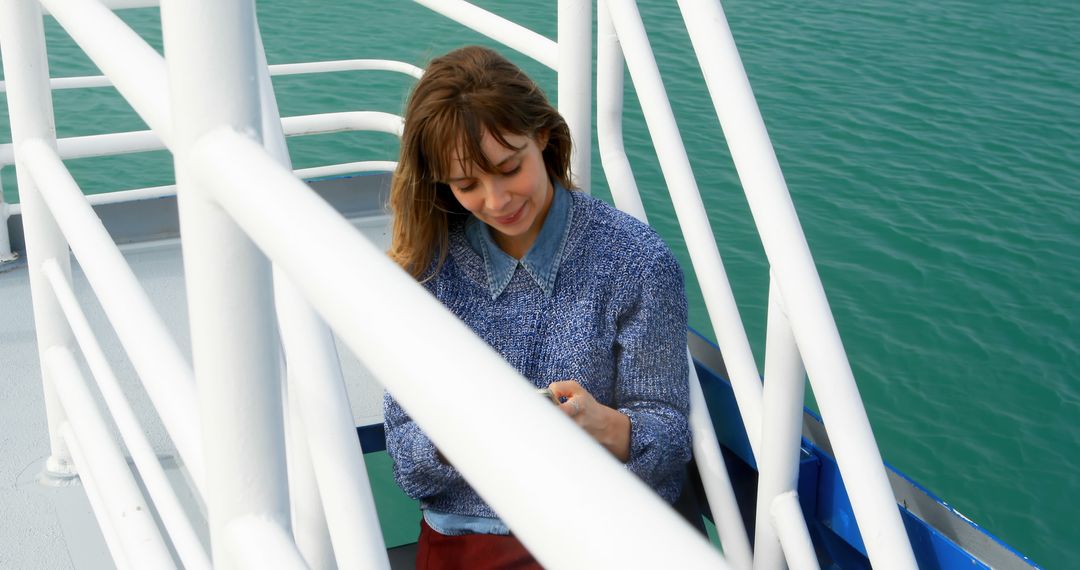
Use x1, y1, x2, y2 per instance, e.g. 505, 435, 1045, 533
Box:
412, 0, 558, 69
596, 0, 647, 223
59, 424, 130, 569
595, 11, 751, 562
770, 492, 820, 570
39, 0, 173, 147
677, 1, 917, 566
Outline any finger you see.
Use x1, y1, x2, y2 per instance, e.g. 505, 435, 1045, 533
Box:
559, 397, 582, 418
547, 380, 582, 399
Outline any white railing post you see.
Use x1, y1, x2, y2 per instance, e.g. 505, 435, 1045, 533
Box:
687, 349, 755, 570
558, 0, 591, 193
595, 0, 647, 222
226, 516, 311, 570
0, 0, 77, 480
754, 277, 813, 570
677, 1, 917, 566
770, 492, 820, 570
159, 0, 288, 566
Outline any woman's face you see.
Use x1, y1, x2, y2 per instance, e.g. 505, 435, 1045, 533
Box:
446, 130, 554, 258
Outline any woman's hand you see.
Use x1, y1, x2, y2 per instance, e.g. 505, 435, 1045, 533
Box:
547, 380, 631, 462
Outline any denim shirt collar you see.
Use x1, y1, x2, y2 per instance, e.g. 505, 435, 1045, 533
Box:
464, 184, 573, 300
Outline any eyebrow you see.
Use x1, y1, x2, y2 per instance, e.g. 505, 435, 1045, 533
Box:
447, 149, 522, 182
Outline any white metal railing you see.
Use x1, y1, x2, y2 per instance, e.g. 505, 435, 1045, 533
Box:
21, 138, 205, 489
675, 0, 918, 567
0, 0, 921, 568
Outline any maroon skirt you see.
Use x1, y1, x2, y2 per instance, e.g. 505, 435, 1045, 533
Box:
416, 519, 543, 570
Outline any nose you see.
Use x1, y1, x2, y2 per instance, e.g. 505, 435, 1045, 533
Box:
484, 179, 512, 212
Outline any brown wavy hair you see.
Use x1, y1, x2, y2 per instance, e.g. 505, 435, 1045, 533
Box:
388, 46, 573, 280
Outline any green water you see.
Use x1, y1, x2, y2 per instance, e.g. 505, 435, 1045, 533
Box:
1, 1, 1076, 566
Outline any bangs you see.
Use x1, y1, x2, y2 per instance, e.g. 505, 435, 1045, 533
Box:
421, 105, 525, 184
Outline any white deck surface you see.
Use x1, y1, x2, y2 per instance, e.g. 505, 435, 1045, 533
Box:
0, 214, 391, 569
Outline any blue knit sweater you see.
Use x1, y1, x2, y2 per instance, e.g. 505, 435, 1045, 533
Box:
383, 190, 691, 518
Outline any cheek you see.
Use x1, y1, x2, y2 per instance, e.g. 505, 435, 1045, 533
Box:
451, 190, 482, 213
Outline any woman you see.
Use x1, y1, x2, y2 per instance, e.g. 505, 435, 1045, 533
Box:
384, 46, 691, 569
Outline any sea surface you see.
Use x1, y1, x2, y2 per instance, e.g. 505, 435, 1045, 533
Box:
1, 1, 1076, 567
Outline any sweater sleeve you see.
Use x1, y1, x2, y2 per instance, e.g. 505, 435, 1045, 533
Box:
383, 390, 464, 501
612, 247, 692, 503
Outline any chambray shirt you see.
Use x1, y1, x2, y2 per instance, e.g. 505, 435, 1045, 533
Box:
463, 180, 574, 300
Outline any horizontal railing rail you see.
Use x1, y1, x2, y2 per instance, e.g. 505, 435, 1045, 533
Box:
0, 111, 404, 166
0, 58, 424, 92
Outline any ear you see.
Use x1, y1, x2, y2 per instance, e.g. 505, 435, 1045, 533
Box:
535, 129, 550, 150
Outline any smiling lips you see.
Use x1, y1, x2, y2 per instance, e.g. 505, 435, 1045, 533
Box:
494, 202, 526, 226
